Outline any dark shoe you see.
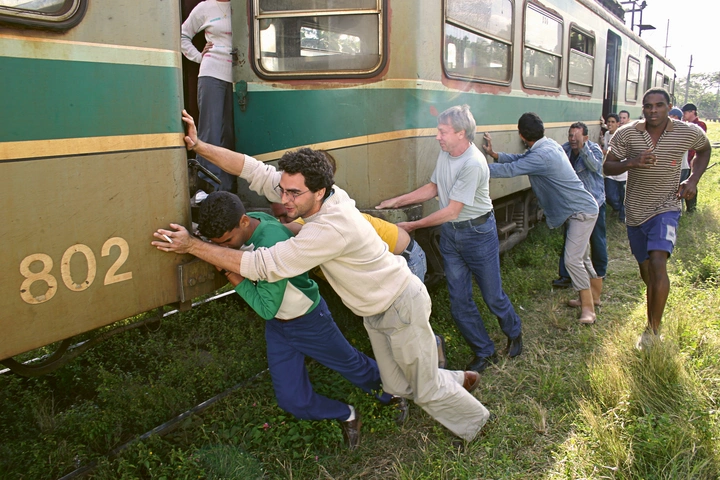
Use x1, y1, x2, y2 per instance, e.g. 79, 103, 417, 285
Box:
436, 334, 447, 369
505, 333, 523, 358
462, 371, 481, 393
388, 396, 409, 426
466, 353, 497, 373
340, 413, 362, 450
552, 277, 572, 289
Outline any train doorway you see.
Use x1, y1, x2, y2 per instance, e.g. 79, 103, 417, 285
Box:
602, 30, 621, 119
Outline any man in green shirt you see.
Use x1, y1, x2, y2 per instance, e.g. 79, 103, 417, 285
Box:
198, 192, 405, 449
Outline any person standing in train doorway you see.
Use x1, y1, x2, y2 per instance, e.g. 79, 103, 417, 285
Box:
681, 103, 708, 213
181, 0, 237, 192
605, 88, 711, 349
376, 105, 524, 373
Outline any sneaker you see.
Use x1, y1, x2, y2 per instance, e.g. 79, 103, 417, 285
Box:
436, 334, 447, 369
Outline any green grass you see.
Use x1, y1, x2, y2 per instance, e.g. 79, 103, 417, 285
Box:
2, 125, 720, 479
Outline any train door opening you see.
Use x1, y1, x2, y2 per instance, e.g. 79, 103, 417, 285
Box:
602, 30, 621, 119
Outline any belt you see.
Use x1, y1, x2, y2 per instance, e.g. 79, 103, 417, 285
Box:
449, 211, 492, 229
401, 238, 417, 261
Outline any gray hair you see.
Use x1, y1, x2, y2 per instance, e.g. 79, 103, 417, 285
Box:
437, 104, 476, 142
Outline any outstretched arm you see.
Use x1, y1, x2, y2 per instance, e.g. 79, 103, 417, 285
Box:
376, 183, 438, 210
397, 200, 464, 232
182, 110, 247, 176
152, 223, 246, 274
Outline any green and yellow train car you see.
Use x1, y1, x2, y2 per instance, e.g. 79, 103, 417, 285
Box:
0, 0, 222, 372
230, 0, 675, 275
0, 0, 675, 370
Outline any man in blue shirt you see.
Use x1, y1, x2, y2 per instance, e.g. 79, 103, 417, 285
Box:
555, 122, 607, 308
484, 113, 599, 324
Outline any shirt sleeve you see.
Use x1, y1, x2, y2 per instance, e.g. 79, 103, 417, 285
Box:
608, 130, 628, 160
234, 277, 287, 321
180, 6, 204, 64
448, 162, 482, 206
241, 155, 283, 202
580, 141, 604, 172
489, 149, 546, 178
690, 126, 711, 152
240, 220, 348, 283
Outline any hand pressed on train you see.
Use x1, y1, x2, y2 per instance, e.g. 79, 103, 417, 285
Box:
482, 132, 498, 160
181, 109, 200, 151
152, 223, 195, 254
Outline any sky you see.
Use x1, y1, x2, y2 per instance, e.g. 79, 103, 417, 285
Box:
633, 0, 717, 75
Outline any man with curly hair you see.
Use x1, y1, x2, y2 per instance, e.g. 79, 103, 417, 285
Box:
153, 111, 493, 445
195, 191, 405, 449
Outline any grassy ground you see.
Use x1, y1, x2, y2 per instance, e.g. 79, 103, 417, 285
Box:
2, 125, 719, 479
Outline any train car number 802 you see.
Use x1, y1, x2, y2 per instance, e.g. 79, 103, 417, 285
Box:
19, 237, 133, 305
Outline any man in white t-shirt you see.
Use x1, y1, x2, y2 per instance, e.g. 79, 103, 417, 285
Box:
377, 105, 523, 373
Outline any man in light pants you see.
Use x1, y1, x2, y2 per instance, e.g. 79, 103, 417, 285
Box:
153, 111, 493, 444
484, 113, 599, 324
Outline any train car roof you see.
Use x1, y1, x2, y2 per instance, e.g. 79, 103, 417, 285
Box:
578, 0, 675, 70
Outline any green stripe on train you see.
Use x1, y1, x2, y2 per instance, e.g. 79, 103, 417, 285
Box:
234, 88, 603, 156
1, 57, 182, 142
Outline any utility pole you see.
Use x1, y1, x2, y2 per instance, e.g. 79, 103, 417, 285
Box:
663, 19, 670, 58
684, 55, 693, 106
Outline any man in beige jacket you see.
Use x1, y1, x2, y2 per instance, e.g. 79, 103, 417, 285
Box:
152, 111, 493, 444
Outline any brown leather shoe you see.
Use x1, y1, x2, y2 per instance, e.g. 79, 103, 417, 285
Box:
463, 371, 481, 393
340, 414, 362, 450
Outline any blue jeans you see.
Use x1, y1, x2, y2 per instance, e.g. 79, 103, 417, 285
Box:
403, 238, 427, 282
604, 178, 625, 223
439, 213, 522, 357
265, 298, 391, 421
559, 203, 608, 278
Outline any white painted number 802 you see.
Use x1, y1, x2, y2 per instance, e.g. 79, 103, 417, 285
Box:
20, 237, 132, 305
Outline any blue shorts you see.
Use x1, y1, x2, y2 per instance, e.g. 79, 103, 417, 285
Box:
627, 211, 680, 263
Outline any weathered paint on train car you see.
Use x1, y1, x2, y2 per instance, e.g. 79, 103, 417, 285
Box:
0, 1, 217, 361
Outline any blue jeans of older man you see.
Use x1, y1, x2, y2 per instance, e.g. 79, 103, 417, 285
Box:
439, 213, 522, 358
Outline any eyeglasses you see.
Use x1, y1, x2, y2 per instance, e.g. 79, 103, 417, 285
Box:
274, 184, 311, 201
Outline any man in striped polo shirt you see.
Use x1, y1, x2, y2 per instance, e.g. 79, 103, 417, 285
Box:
605, 88, 711, 348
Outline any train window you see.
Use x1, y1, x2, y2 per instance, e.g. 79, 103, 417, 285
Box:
253, 0, 383, 77
443, 0, 513, 84
644, 55, 654, 92
654, 71, 664, 87
625, 56, 640, 102
523, 3, 563, 90
567, 26, 595, 95
0, 0, 86, 29
663, 75, 670, 90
